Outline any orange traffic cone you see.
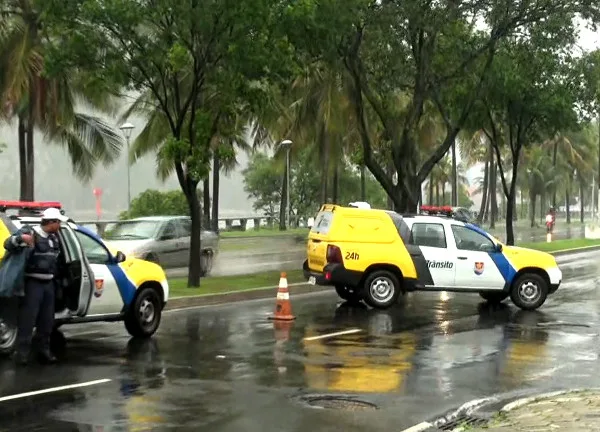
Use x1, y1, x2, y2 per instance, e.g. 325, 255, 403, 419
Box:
268, 272, 296, 321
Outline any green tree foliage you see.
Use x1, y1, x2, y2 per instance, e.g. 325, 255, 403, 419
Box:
118, 189, 196, 220
45, 0, 295, 286
243, 148, 387, 220
281, 0, 596, 212
0, 0, 123, 201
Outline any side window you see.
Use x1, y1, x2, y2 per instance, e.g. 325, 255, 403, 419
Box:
59, 227, 79, 262
177, 219, 191, 238
410, 223, 447, 248
451, 225, 495, 252
74, 231, 111, 265
160, 221, 177, 240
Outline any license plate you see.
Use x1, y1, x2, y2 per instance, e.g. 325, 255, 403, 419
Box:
308, 276, 316, 285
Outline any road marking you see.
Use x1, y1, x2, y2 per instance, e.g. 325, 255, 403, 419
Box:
0, 379, 112, 403
399, 422, 433, 432
303, 328, 362, 341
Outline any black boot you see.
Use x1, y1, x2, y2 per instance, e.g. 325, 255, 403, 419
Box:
37, 349, 57, 364
13, 350, 29, 366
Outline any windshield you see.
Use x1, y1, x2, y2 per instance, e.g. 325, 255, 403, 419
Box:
104, 220, 159, 240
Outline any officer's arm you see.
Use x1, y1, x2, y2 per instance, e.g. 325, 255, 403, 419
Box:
3, 228, 30, 252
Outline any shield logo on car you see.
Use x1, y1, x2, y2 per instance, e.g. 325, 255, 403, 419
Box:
474, 262, 484, 275
94, 279, 104, 297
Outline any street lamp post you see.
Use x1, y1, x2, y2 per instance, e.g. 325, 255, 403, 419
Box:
280, 139, 293, 229
119, 122, 135, 212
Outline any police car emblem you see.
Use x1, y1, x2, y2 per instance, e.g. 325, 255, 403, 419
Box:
94, 279, 104, 297
474, 262, 484, 275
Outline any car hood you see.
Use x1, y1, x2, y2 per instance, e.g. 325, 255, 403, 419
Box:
501, 245, 557, 268
103, 239, 153, 255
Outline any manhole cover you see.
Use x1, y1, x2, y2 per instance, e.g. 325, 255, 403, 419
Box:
297, 394, 378, 411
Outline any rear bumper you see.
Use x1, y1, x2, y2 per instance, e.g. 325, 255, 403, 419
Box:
302, 260, 362, 288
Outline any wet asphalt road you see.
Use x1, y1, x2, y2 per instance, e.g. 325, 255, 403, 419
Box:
2, 250, 600, 431
166, 223, 587, 278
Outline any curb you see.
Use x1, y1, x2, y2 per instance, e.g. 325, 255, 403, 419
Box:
400, 387, 600, 432
164, 282, 329, 311
549, 244, 600, 256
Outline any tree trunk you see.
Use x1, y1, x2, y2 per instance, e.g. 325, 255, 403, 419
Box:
540, 192, 545, 225
360, 165, 366, 201
435, 182, 440, 206
566, 183, 571, 224
451, 139, 457, 206
186, 185, 202, 287
319, 127, 329, 204
25, 112, 34, 201
211, 155, 220, 232
478, 160, 489, 223
489, 155, 497, 229
428, 176, 434, 205
203, 178, 210, 228
279, 165, 288, 230
520, 189, 524, 219
579, 179, 585, 223
530, 192, 537, 228
442, 183, 446, 205
332, 160, 339, 204
18, 116, 27, 201
552, 139, 558, 208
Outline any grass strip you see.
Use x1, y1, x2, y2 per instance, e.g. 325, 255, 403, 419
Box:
518, 238, 600, 252
169, 269, 305, 297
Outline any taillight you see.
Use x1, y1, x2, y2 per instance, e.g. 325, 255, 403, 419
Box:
326, 245, 343, 263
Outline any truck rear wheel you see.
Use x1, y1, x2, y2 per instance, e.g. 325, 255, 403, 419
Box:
125, 287, 162, 338
510, 273, 549, 311
362, 270, 401, 309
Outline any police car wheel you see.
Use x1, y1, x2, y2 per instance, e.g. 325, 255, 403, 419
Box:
125, 287, 162, 338
363, 270, 401, 309
334, 285, 362, 303
479, 292, 509, 303
510, 273, 548, 311
0, 319, 17, 355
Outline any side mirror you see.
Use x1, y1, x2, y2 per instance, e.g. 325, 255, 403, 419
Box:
496, 243, 503, 252
115, 251, 126, 263
159, 233, 174, 241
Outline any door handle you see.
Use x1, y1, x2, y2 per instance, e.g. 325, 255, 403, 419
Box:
458, 256, 468, 260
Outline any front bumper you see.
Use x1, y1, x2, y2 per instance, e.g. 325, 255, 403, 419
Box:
547, 266, 562, 293
302, 260, 362, 288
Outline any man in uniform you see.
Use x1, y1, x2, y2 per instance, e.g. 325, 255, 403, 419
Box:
3, 207, 68, 365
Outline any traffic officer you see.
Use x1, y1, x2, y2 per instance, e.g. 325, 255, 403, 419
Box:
4, 207, 68, 365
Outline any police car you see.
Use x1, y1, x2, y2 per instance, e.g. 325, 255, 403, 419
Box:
304, 204, 562, 310
0, 201, 169, 355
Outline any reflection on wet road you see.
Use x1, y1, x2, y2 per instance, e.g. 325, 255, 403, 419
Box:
1, 251, 600, 431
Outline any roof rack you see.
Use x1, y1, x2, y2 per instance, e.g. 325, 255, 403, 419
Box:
417, 205, 470, 223
0, 201, 64, 218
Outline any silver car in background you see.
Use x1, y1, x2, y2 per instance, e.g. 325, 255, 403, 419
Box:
101, 216, 219, 276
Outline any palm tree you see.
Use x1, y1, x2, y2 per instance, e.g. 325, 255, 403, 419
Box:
0, 0, 122, 200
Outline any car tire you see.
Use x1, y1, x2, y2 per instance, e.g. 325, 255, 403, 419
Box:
334, 285, 362, 303
510, 273, 549, 311
125, 287, 162, 338
362, 270, 401, 309
0, 318, 17, 356
145, 253, 160, 265
200, 251, 213, 277
479, 291, 509, 304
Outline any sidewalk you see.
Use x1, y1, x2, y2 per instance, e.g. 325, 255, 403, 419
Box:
469, 390, 600, 431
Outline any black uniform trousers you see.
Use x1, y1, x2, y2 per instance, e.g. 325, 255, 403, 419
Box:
17, 277, 55, 354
